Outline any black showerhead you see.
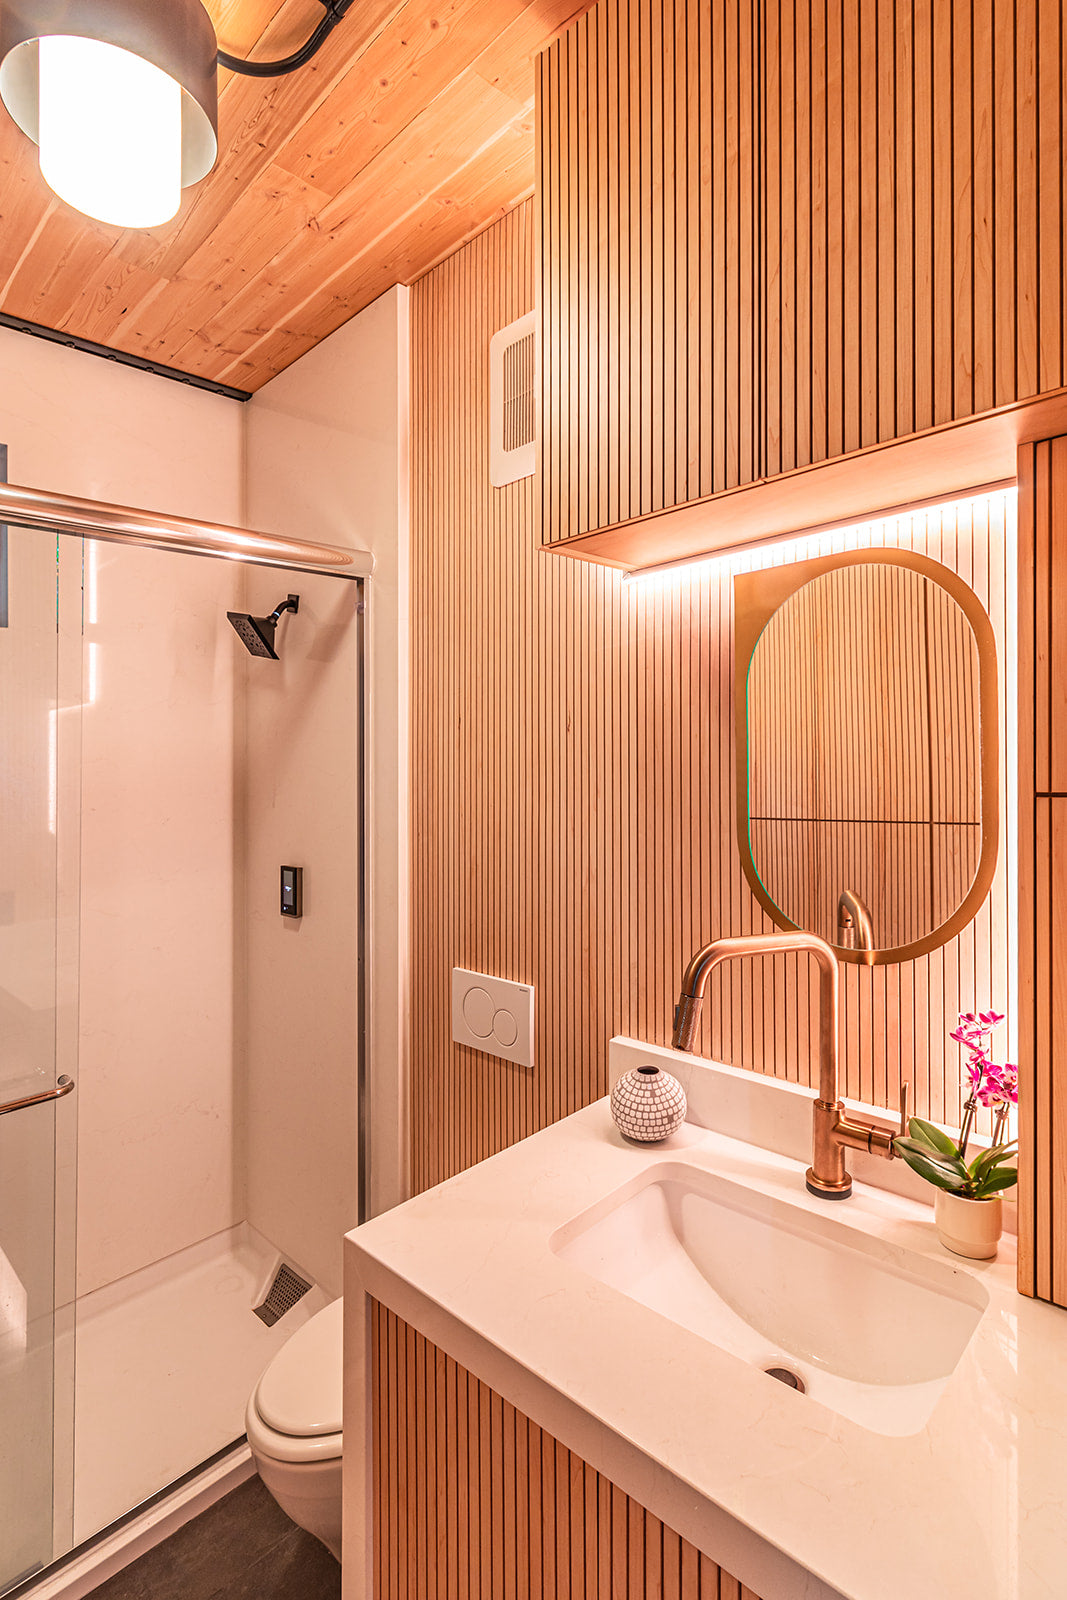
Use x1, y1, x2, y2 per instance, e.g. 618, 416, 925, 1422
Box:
227, 594, 299, 659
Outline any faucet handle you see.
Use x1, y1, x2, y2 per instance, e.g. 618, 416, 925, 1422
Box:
898, 1080, 910, 1140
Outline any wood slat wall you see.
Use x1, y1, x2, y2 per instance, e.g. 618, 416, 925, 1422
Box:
409, 201, 1014, 1198
1018, 438, 1067, 1306
538, 0, 1067, 542
371, 1300, 762, 1600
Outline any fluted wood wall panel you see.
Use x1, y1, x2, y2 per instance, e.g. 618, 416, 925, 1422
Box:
537, 0, 761, 543
1018, 438, 1067, 1306
371, 1300, 761, 1600
410, 204, 1013, 1197
539, 0, 1067, 542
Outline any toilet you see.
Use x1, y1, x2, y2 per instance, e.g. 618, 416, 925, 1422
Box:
245, 1297, 344, 1560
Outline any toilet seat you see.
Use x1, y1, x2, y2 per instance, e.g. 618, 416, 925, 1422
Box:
246, 1395, 342, 1464
247, 1298, 343, 1465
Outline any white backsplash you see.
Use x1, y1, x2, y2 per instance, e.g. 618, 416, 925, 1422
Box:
609, 1037, 1017, 1235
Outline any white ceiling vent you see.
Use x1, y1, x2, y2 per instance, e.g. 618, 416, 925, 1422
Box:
489, 311, 536, 487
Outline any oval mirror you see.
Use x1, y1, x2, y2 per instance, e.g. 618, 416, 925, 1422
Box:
734, 550, 998, 964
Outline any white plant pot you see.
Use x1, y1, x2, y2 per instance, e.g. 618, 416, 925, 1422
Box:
610, 1064, 687, 1143
934, 1189, 1003, 1260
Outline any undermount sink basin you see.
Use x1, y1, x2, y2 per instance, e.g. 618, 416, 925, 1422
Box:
551, 1161, 987, 1436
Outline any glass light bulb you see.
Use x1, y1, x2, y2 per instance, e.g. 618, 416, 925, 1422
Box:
37, 35, 181, 228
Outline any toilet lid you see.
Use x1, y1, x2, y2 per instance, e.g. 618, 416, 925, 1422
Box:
255, 1297, 343, 1438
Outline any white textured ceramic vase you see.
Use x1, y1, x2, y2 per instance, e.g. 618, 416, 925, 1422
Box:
934, 1190, 1003, 1260
610, 1064, 687, 1143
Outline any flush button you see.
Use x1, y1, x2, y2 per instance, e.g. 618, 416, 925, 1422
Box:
452, 968, 534, 1068
492, 1010, 518, 1047
461, 987, 495, 1038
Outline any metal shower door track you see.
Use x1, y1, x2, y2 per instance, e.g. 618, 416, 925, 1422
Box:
0, 481, 372, 578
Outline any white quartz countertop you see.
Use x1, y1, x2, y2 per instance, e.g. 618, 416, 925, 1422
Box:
347, 1046, 1066, 1600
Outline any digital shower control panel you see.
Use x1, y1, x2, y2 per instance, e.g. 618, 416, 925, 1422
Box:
280, 866, 303, 919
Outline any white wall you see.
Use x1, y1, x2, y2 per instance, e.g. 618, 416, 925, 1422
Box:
76, 540, 244, 1293
0, 329, 244, 516
0, 329, 246, 1296
235, 567, 361, 1298
246, 286, 410, 1296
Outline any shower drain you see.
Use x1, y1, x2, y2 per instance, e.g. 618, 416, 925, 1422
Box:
254, 1262, 312, 1327
762, 1364, 806, 1393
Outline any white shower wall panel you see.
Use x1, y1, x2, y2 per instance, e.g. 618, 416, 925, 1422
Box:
77, 541, 245, 1295
238, 566, 361, 1300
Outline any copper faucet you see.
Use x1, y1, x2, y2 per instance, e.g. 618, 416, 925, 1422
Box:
671, 932, 907, 1199
836, 888, 876, 955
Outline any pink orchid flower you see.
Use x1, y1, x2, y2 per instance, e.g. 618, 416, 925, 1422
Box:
950, 1011, 1004, 1048
950, 1009, 1014, 1157
965, 1054, 988, 1091
977, 1063, 1018, 1109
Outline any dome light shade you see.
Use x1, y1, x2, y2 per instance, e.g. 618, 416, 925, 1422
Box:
38, 36, 181, 226
0, 0, 218, 228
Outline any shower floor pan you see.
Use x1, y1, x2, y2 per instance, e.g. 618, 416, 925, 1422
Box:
71, 1223, 327, 1545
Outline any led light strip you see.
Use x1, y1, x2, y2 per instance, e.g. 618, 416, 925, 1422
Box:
622, 486, 1019, 586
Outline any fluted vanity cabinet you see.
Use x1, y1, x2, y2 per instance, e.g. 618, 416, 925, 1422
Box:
371, 1304, 763, 1600
538, 0, 1067, 569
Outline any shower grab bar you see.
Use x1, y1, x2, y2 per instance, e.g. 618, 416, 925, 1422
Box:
0, 1075, 75, 1117
0, 482, 373, 579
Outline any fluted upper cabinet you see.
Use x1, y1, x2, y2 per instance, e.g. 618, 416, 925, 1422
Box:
537, 0, 1067, 563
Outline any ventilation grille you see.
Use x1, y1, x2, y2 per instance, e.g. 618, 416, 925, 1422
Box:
253, 1263, 312, 1327
489, 312, 536, 487
502, 331, 535, 451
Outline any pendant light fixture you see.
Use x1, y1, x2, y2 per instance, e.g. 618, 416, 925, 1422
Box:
0, 0, 355, 230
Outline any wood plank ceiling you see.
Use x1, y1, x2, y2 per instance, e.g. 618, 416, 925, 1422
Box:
0, 0, 594, 392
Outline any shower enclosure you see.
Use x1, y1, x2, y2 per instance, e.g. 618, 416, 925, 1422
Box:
0, 490, 366, 1596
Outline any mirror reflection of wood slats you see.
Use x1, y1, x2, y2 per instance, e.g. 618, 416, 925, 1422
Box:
746, 562, 984, 952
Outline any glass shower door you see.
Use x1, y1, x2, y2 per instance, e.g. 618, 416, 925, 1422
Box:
0, 525, 80, 1592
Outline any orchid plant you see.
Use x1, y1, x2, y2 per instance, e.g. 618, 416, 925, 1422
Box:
892, 1010, 1019, 1200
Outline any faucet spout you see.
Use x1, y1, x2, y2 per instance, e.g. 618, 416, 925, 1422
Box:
837, 888, 875, 957
671, 933, 838, 1085
670, 930, 899, 1201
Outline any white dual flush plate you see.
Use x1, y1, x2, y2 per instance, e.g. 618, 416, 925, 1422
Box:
451, 968, 534, 1068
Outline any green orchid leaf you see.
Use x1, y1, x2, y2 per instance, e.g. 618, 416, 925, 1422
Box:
894, 1146, 968, 1193
973, 1168, 1019, 1197
894, 1137, 969, 1179
907, 1117, 959, 1157
969, 1143, 1018, 1179
901, 1124, 942, 1153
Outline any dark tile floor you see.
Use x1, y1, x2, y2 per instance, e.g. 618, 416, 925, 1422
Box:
87, 1477, 340, 1600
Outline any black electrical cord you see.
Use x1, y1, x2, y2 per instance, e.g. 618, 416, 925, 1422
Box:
217, 0, 357, 78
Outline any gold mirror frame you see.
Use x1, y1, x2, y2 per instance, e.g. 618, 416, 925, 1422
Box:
734, 548, 1000, 965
